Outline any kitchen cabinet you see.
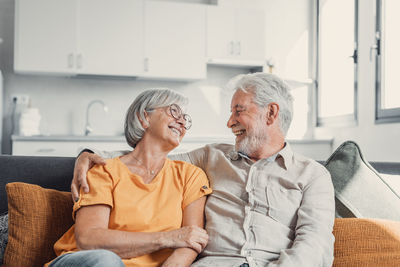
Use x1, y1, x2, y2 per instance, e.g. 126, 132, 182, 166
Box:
11, 135, 233, 157
15, 0, 143, 76
15, 0, 206, 79
12, 135, 131, 157
206, 6, 265, 66
77, 0, 144, 76
14, 0, 76, 74
142, 1, 206, 80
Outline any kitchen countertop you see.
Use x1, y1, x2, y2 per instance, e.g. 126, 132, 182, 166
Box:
12, 135, 333, 145
12, 134, 127, 142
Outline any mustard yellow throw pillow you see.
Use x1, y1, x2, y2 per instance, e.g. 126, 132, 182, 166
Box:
4, 182, 73, 267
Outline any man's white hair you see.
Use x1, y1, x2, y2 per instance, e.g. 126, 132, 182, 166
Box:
228, 72, 294, 136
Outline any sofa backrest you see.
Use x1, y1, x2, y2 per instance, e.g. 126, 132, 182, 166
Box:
0, 155, 75, 214
0, 154, 399, 215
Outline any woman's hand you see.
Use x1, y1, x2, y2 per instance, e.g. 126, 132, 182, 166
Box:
163, 225, 209, 254
71, 151, 106, 201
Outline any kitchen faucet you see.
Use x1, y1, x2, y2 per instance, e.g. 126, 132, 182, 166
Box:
84, 100, 108, 136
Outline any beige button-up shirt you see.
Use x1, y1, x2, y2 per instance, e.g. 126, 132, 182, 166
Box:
173, 143, 335, 267
99, 142, 335, 266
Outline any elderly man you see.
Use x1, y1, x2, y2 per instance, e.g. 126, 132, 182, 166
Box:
72, 73, 335, 267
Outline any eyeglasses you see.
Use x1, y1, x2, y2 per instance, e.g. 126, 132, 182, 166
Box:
169, 104, 192, 130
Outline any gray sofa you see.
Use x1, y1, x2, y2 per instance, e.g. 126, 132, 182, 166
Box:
1, 141, 400, 266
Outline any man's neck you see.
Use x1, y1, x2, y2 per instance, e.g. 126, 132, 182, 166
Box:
247, 137, 285, 162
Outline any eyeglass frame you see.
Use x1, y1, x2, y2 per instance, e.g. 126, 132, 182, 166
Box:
168, 104, 192, 130
146, 104, 192, 130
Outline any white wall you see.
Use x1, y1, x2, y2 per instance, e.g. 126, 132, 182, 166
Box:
314, 0, 400, 162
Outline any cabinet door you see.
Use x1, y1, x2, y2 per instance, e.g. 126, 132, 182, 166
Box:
143, 1, 206, 80
12, 141, 81, 156
14, 0, 77, 74
78, 0, 144, 76
206, 6, 235, 59
235, 9, 265, 60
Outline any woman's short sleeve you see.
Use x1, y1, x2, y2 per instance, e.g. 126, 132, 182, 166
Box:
73, 163, 114, 219
182, 166, 212, 209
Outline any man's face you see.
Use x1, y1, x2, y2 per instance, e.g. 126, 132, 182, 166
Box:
227, 90, 268, 156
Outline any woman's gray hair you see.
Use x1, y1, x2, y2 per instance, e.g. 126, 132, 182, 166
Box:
229, 72, 294, 136
124, 88, 188, 148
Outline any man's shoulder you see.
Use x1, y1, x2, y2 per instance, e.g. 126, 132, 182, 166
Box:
291, 151, 330, 176
204, 143, 235, 153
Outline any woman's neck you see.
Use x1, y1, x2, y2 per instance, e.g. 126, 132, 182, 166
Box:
121, 138, 171, 183
131, 141, 168, 166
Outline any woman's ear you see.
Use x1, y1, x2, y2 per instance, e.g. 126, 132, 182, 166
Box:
266, 103, 279, 125
138, 111, 150, 129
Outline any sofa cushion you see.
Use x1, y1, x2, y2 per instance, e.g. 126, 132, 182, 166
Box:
4, 182, 73, 267
333, 218, 400, 266
325, 141, 400, 220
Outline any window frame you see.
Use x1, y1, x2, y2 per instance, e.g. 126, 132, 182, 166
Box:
375, 0, 400, 124
316, 0, 359, 127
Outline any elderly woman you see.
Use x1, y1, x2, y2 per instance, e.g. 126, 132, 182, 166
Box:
46, 89, 212, 267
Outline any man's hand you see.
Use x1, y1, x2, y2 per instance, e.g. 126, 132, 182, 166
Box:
71, 152, 106, 202
163, 226, 209, 254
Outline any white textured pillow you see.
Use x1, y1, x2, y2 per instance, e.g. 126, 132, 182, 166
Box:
0, 213, 8, 264
325, 141, 400, 220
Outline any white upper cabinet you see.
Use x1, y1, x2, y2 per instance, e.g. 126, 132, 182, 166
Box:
206, 7, 235, 60
14, 0, 77, 74
206, 6, 265, 65
15, 0, 205, 79
77, 0, 144, 76
235, 9, 265, 61
15, 0, 144, 76
142, 1, 206, 80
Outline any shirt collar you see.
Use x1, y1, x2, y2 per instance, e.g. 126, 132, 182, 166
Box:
276, 142, 294, 170
227, 142, 294, 169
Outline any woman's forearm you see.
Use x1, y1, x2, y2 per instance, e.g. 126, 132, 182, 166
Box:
162, 248, 198, 267
76, 227, 166, 258
76, 225, 207, 259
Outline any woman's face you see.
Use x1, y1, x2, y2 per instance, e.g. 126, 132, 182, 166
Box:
144, 104, 189, 149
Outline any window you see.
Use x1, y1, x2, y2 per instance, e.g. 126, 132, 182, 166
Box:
375, 0, 400, 123
317, 0, 358, 126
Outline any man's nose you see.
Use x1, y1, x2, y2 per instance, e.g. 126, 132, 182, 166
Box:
227, 114, 236, 128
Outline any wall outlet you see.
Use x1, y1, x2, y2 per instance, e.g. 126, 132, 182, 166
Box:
12, 94, 30, 105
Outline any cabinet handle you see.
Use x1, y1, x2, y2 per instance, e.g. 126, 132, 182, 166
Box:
229, 41, 234, 55
36, 148, 55, 153
236, 41, 241, 56
68, 53, 74, 68
144, 57, 149, 72
77, 54, 83, 69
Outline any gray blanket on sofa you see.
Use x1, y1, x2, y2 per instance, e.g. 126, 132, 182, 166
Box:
0, 213, 8, 263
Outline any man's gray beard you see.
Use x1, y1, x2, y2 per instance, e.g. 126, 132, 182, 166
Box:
236, 135, 264, 156
235, 127, 267, 156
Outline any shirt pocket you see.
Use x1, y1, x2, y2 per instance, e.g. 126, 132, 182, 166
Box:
266, 184, 302, 227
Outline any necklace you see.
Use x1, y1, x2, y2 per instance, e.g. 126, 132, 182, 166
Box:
131, 154, 157, 176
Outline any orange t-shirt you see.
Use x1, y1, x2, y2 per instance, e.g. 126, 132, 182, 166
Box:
49, 157, 212, 267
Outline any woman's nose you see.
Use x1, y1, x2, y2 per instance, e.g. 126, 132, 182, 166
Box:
176, 116, 186, 127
